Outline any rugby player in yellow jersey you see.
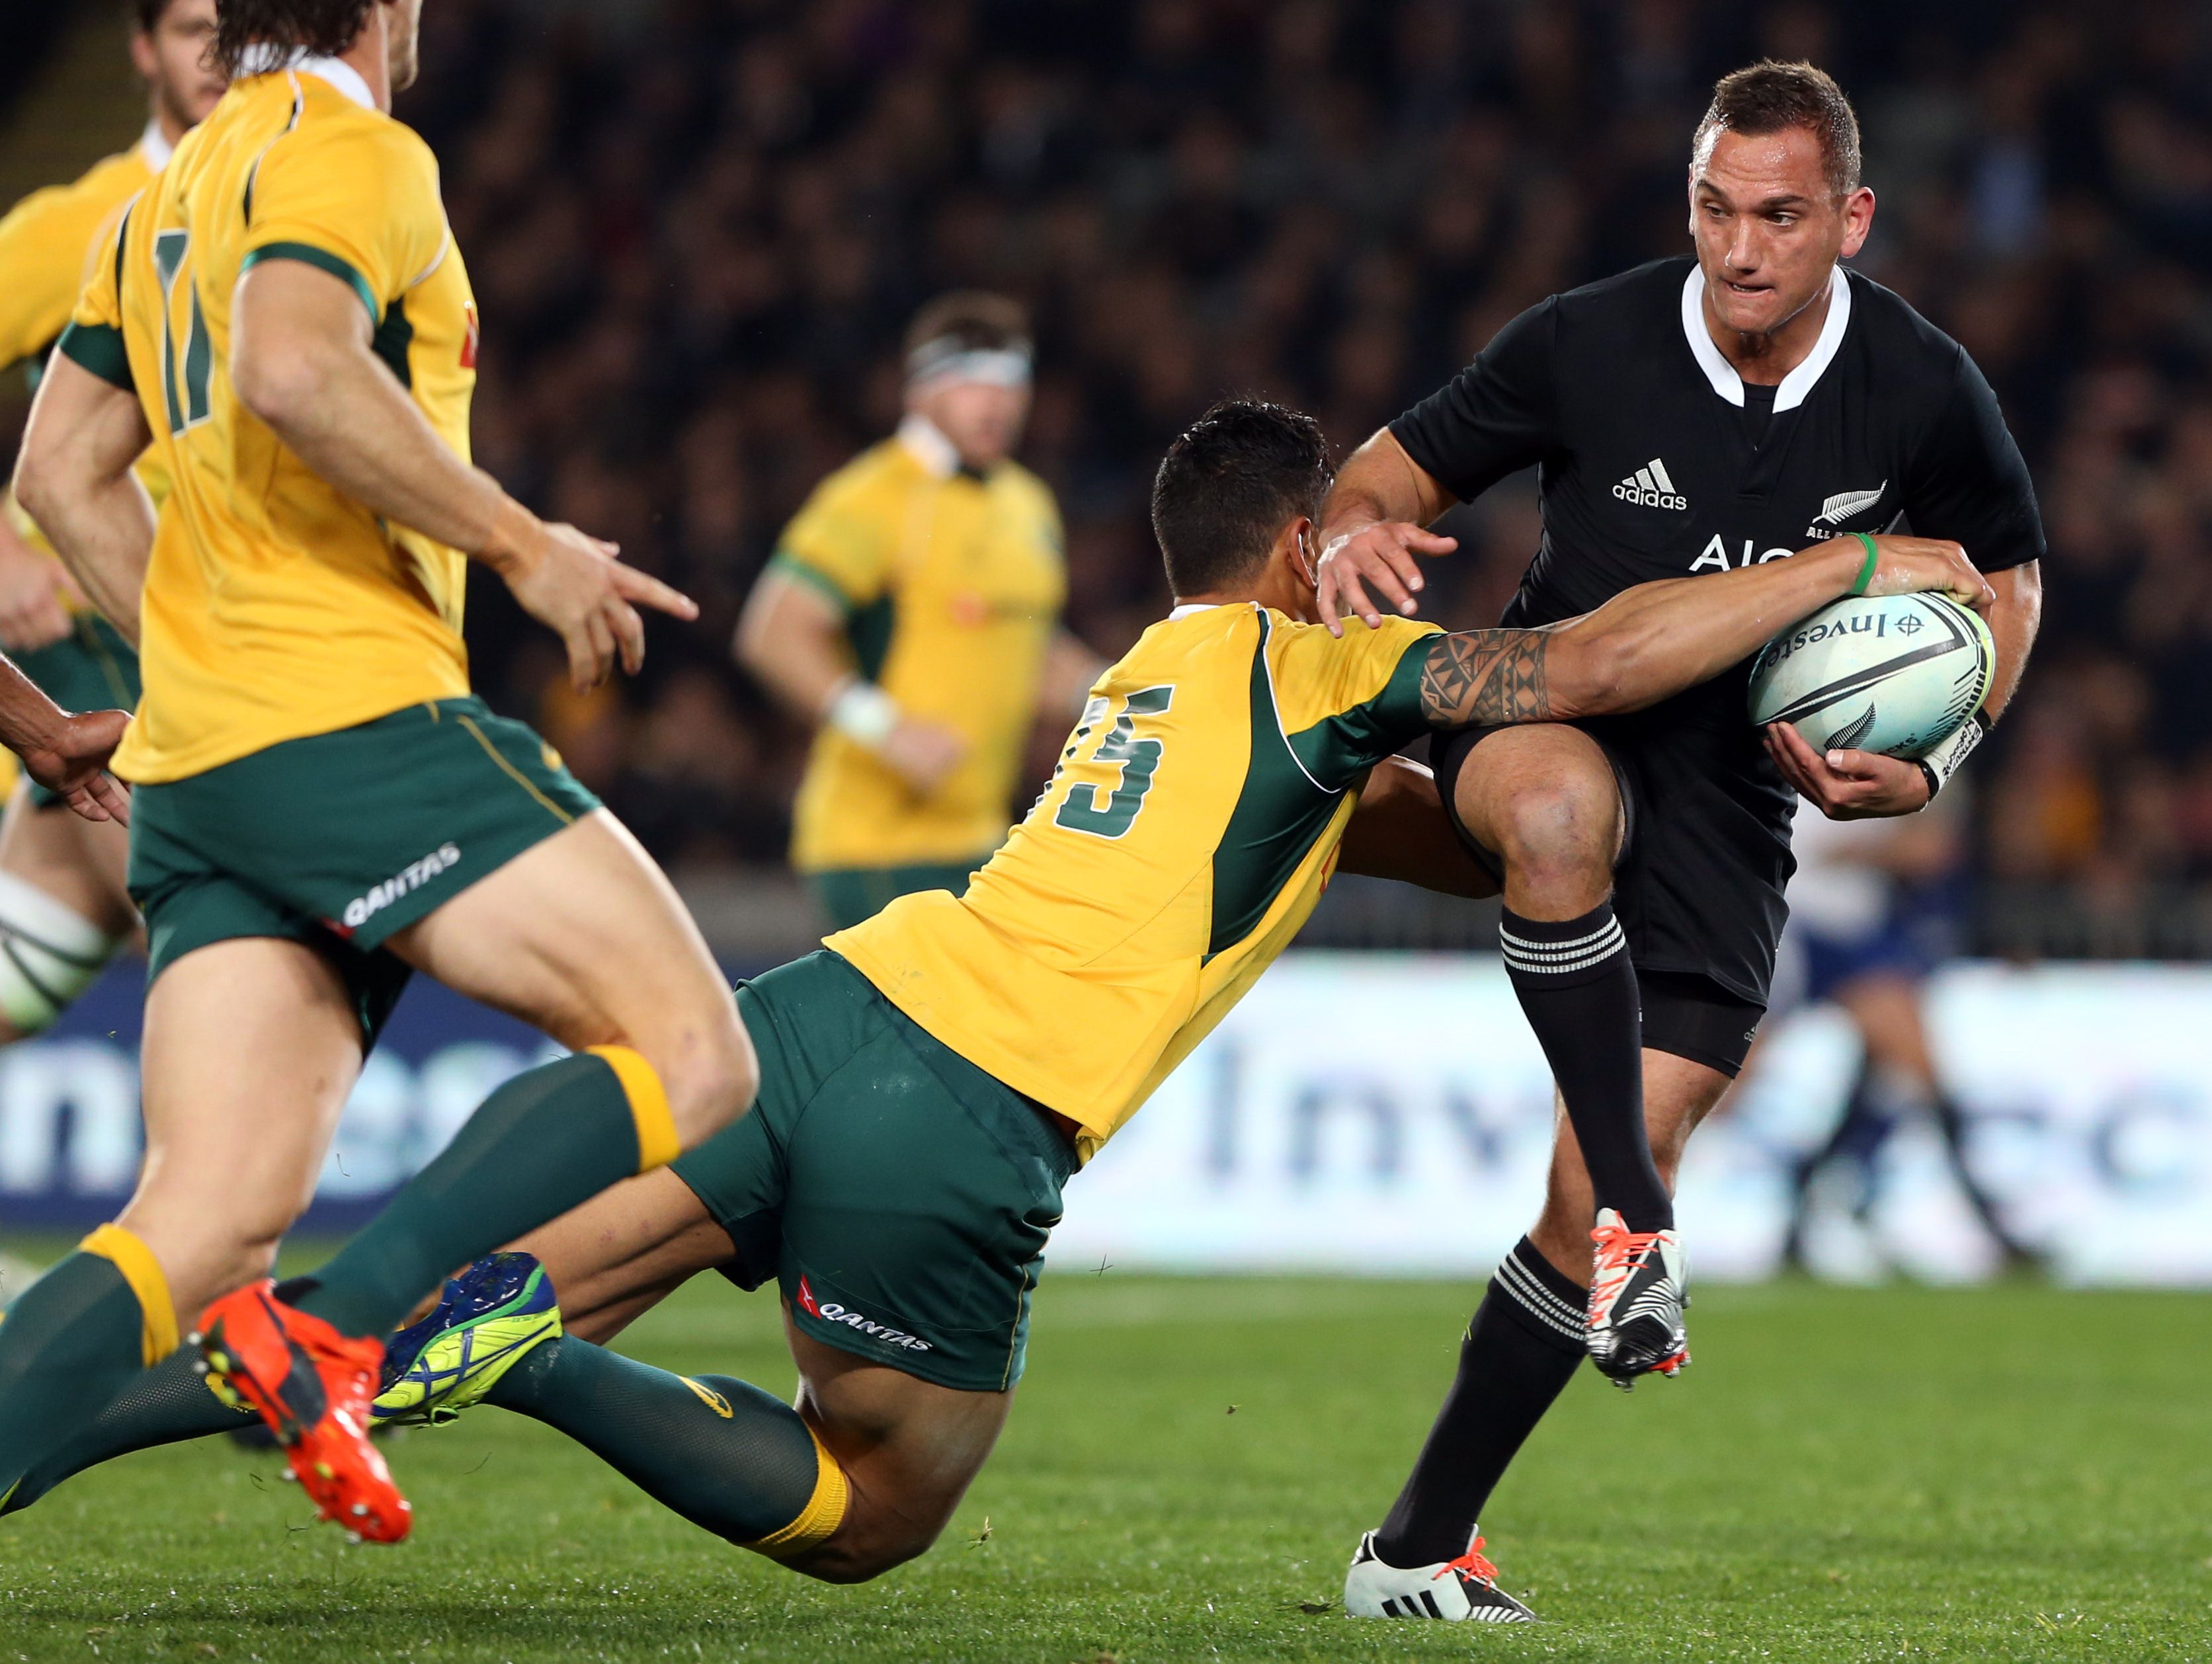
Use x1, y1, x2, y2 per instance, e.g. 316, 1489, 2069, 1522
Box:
0, 400, 1991, 1579
737, 292, 1104, 929
0, 0, 223, 1041
0, 0, 755, 1544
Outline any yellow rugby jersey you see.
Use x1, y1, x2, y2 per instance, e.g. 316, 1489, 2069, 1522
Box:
832, 605, 1442, 1162
59, 59, 479, 783
0, 129, 171, 562
780, 421, 1066, 871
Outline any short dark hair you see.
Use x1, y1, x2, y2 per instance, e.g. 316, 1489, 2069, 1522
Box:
1151, 400, 1332, 598
1693, 61, 1862, 200
213, 0, 374, 77
903, 292, 1030, 362
128, 0, 177, 32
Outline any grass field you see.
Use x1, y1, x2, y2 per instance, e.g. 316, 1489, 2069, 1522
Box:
3, 1271, 2207, 1663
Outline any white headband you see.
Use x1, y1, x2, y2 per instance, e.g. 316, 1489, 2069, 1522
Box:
907, 340, 1033, 390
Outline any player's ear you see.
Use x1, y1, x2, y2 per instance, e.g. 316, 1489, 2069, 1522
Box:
1286, 516, 1319, 592
1838, 186, 1875, 260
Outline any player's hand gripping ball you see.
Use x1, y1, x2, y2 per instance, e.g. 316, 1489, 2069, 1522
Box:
1747, 593, 1994, 759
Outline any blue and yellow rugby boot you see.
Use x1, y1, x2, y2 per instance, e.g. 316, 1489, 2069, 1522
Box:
373, 1252, 561, 1427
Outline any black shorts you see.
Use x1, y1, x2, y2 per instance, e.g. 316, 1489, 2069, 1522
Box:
1433, 723, 1772, 1078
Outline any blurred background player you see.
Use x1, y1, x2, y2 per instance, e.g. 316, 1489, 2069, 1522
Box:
735, 292, 1103, 930
1770, 804, 2036, 1275
0, 0, 222, 1043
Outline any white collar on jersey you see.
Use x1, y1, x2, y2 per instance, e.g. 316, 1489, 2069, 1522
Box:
1680, 262, 1851, 414
1166, 602, 1223, 620
234, 45, 378, 112
138, 119, 174, 171
896, 413, 962, 479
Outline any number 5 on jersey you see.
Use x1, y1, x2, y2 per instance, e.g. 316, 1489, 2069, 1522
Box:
1054, 685, 1174, 839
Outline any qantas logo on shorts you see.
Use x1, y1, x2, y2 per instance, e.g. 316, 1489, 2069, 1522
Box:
1614, 457, 1688, 511
337, 842, 462, 931
795, 1275, 933, 1353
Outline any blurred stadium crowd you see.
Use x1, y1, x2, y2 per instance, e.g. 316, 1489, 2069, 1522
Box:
395, 0, 2209, 951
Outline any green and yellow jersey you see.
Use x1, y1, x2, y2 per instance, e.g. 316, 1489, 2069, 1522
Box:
776, 418, 1067, 873
0, 126, 173, 559
832, 604, 1440, 1164
60, 55, 479, 785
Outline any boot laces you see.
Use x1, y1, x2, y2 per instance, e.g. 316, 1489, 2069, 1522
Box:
1590, 1218, 1662, 1313
1435, 1534, 1498, 1587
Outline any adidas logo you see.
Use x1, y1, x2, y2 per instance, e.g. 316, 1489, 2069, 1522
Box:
1613, 457, 1687, 511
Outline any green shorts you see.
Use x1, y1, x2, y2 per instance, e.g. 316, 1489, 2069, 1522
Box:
15, 615, 140, 809
672, 949, 1073, 1394
126, 696, 599, 1043
805, 860, 978, 931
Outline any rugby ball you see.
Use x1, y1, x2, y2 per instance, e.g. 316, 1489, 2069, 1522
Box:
1746, 593, 1994, 759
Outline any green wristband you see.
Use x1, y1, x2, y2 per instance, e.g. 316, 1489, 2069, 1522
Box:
1850, 531, 1879, 597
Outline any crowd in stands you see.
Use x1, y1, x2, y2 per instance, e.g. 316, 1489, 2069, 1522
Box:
391, 0, 2212, 949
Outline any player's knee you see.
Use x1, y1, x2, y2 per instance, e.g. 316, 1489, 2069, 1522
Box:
1489, 773, 1616, 884
786, 1515, 942, 1584
0, 871, 124, 1039
648, 992, 759, 1148
112, 1209, 284, 1320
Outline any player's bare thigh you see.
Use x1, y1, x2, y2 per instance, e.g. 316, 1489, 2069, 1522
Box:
509, 1165, 1011, 1584
780, 1318, 1014, 1585
507, 1166, 739, 1343
384, 809, 756, 1144
1526, 1048, 1733, 1285
1832, 971, 1938, 1084
120, 937, 365, 1316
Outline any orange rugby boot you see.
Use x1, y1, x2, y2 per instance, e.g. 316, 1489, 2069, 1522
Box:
194, 1279, 411, 1543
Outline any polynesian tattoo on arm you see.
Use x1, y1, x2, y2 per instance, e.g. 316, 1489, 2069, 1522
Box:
1416, 629, 1555, 727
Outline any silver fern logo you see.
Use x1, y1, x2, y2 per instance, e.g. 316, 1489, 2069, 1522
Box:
1807, 481, 1887, 537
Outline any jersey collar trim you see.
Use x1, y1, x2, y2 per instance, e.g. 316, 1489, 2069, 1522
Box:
1680, 263, 1852, 415
896, 413, 961, 479
138, 120, 173, 171
1166, 602, 1224, 620
235, 46, 378, 112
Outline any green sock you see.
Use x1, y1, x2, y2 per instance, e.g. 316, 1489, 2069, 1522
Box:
485, 1335, 841, 1549
0, 1247, 165, 1499
299, 1049, 675, 1339
0, 1349, 251, 1517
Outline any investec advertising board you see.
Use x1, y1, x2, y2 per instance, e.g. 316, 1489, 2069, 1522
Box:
1, 955, 2208, 1285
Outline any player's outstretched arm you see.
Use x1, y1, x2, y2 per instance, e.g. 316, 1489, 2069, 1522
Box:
1414, 534, 1992, 728
231, 259, 698, 692
13, 352, 155, 644
0, 657, 129, 824
1311, 428, 1460, 636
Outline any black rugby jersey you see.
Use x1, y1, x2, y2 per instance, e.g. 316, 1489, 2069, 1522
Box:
1391, 255, 2043, 1003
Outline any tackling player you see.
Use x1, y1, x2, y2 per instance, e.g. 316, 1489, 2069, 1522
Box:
1314, 61, 2046, 1618
0, 0, 754, 1543
0, 0, 223, 1041
1, 402, 1990, 1606
736, 292, 1102, 929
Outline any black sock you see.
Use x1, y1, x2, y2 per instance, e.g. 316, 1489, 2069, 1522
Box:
487, 1335, 844, 1552
0, 1349, 251, 1516
1373, 1238, 1588, 1567
1499, 902, 1672, 1232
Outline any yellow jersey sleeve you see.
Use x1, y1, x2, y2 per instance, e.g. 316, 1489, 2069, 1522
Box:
54, 208, 133, 390
772, 470, 895, 610
239, 118, 446, 323
1264, 614, 1442, 790
0, 187, 111, 368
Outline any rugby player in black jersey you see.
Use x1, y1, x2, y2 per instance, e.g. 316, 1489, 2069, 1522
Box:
1327, 62, 2046, 1621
